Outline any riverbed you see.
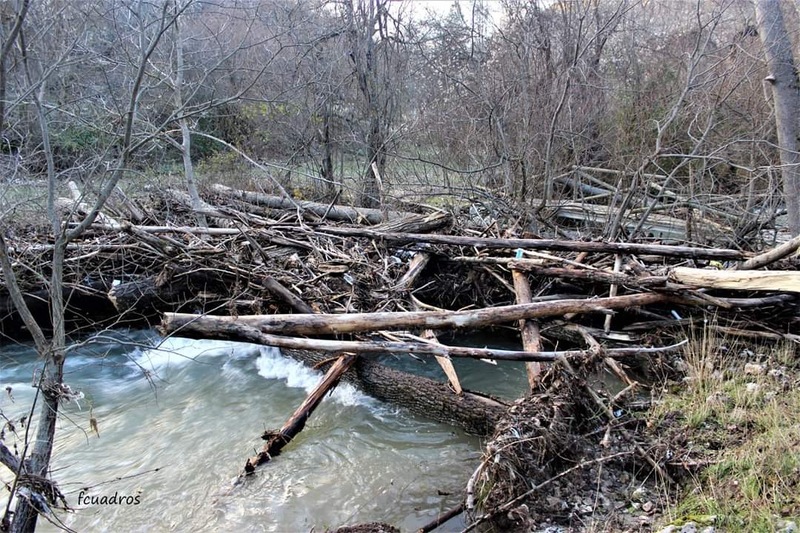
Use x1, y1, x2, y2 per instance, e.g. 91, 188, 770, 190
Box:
0, 330, 528, 532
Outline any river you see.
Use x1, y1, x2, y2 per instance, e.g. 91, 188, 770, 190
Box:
0, 329, 528, 532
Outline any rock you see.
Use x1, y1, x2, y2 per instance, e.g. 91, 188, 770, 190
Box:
545, 496, 565, 510
507, 504, 530, 523
744, 363, 765, 375
631, 486, 647, 502
642, 501, 655, 513
673, 359, 689, 373
657, 526, 678, 533
700, 527, 715, 533
578, 504, 593, 515
680, 522, 697, 533
768, 368, 785, 379
777, 520, 798, 533
745, 382, 760, 394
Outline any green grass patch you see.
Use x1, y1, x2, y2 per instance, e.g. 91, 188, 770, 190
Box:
653, 328, 800, 532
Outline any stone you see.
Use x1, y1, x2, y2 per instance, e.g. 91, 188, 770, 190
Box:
642, 501, 655, 513
546, 496, 563, 509
631, 486, 647, 502
680, 522, 697, 533
744, 363, 765, 375
745, 382, 760, 394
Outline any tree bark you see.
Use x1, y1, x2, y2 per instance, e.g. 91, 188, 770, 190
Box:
670, 267, 800, 292
757, 0, 800, 235
163, 292, 671, 337
512, 270, 543, 389
211, 184, 404, 225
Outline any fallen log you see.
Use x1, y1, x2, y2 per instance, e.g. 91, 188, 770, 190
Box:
212, 184, 407, 225
296, 348, 507, 436
243, 352, 358, 475
262, 276, 314, 314
511, 269, 543, 389
160, 319, 687, 361
735, 233, 800, 270
163, 292, 673, 336
293, 226, 752, 260
507, 263, 668, 289
670, 267, 800, 292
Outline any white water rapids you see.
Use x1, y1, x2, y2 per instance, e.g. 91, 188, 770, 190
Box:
0, 330, 528, 532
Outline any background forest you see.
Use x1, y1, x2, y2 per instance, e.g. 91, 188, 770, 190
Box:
0, 0, 791, 240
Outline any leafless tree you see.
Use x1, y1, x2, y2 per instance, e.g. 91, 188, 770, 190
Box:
756, 0, 800, 235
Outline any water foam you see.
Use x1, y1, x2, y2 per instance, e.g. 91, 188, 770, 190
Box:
254, 346, 371, 407
133, 337, 260, 375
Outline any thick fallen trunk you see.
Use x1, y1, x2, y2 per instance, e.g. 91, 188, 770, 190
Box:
243, 352, 358, 475
163, 292, 671, 336
670, 267, 800, 292
297, 348, 507, 436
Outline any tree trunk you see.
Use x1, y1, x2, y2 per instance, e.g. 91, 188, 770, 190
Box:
757, 0, 800, 235
163, 292, 672, 337
174, 5, 208, 230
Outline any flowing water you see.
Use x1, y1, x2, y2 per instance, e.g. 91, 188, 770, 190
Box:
0, 330, 528, 532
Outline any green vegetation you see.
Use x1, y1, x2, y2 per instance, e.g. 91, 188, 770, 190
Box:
652, 328, 800, 531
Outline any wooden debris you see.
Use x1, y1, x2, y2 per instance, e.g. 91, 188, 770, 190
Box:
511, 268, 543, 389
242, 352, 358, 476
212, 183, 426, 225
670, 267, 800, 292
297, 225, 752, 259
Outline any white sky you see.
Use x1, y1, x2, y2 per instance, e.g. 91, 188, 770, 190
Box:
393, 0, 504, 26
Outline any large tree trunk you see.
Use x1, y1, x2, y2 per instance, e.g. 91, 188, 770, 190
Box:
286, 348, 507, 436
757, 0, 800, 235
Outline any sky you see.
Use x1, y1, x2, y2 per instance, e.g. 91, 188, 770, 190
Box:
393, 0, 504, 25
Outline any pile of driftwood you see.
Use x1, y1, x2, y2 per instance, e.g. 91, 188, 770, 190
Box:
3, 182, 800, 530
